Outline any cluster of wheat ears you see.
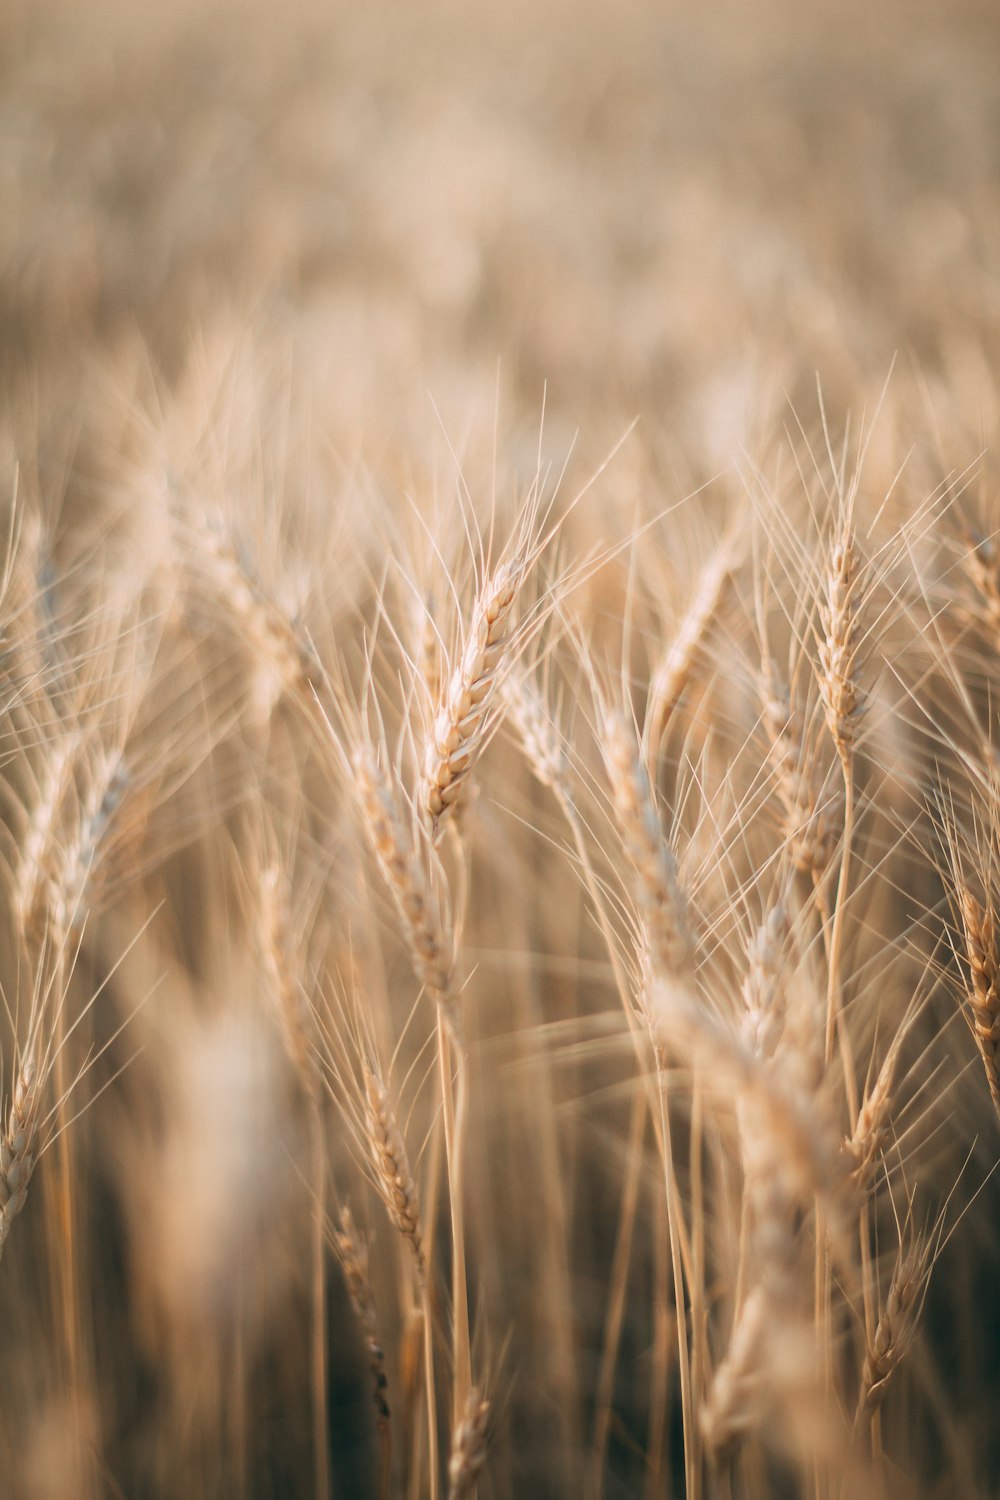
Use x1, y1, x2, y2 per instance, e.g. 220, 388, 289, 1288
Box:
1, 365, 1000, 1500
6, 1, 1000, 1497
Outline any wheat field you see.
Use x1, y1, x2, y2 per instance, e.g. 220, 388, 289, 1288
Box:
3, 0, 1000, 1496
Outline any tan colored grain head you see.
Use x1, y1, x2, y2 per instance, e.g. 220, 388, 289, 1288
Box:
258, 860, 321, 1100
818, 519, 865, 760
857, 1231, 935, 1422
331, 1206, 391, 1429
0, 1051, 41, 1262
421, 557, 522, 841
447, 1385, 490, 1500
353, 743, 457, 1017
760, 662, 840, 877
957, 882, 1000, 1117
646, 538, 733, 757
362, 1063, 425, 1282
503, 669, 568, 797
741, 903, 790, 1061
602, 708, 695, 986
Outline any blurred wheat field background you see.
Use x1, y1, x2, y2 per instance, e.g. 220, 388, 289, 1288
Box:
3, 0, 1000, 1496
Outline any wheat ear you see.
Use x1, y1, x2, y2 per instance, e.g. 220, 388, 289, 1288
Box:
959, 523, 1000, 635
421, 557, 522, 840
362, 1064, 425, 1282
601, 706, 701, 1491
856, 1232, 935, 1423
174, 500, 318, 722
447, 1386, 490, 1500
331, 1207, 391, 1433
956, 883, 1000, 1116
0, 1053, 41, 1263
760, 663, 841, 878
258, 861, 321, 1099
818, 517, 865, 762
740, 903, 790, 1061
354, 745, 457, 1019
646, 539, 733, 764
845, 1009, 913, 1184
503, 669, 569, 797
602, 708, 695, 987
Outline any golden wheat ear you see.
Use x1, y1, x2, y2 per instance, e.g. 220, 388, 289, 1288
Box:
939, 797, 1000, 1120
330, 1206, 391, 1434
447, 1385, 490, 1500
0, 1049, 41, 1263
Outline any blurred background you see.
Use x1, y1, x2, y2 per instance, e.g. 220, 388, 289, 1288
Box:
4, 0, 1000, 462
